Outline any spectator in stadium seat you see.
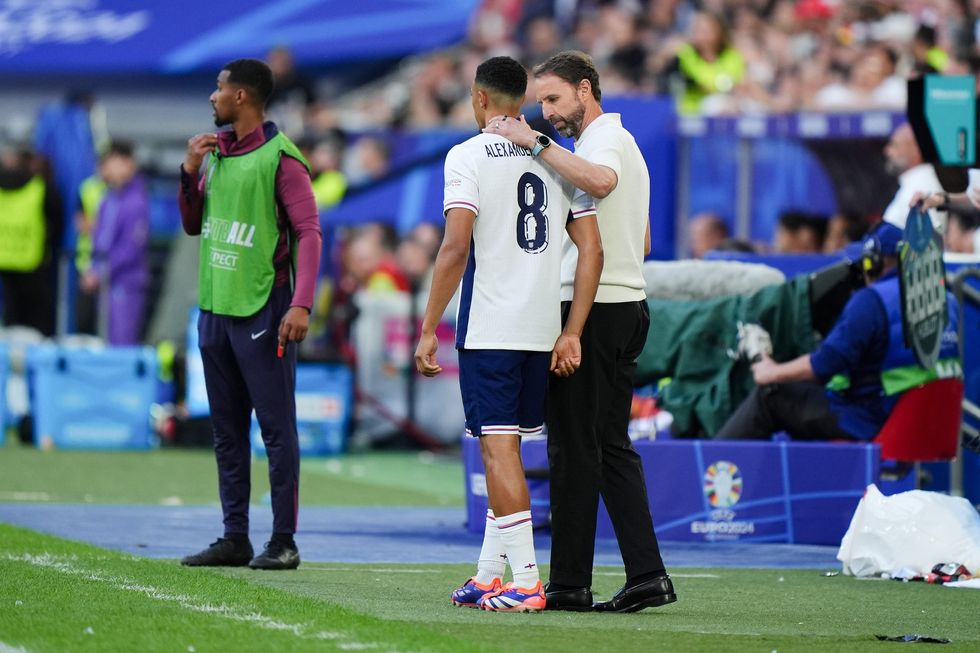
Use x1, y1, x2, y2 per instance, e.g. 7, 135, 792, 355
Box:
521, 15, 564, 68
79, 140, 150, 345
345, 135, 390, 185
716, 222, 960, 442
396, 222, 443, 290
773, 211, 826, 253
823, 210, 866, 254
813, 43, 906, 111
178, 58, 321, 571
265, 45, 319, 136
942, 209, 980, 254
415, 55, 602, 613
407, 221, 443, 263
687, 211, 729, 258
345, 224, 410, 293
661, 11, 746, 114
490, 50, 674, 614
881, 123, 944, 229
297, 135, 347, 211
911, 24, 948, 74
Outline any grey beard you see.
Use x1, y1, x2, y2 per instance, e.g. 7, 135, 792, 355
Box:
556, 123, 577, 138
884, 160, 905, 177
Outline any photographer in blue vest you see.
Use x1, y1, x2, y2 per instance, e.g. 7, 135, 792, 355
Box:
716, 222, 960, 441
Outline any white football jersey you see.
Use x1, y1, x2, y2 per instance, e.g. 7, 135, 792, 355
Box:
444, 132, 596, 351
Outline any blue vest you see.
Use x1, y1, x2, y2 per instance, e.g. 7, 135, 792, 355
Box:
826, 275, 960, 440
869, 276, 961, 395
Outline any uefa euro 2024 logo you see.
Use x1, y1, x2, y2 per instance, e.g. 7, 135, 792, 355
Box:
703, 460, 743, 508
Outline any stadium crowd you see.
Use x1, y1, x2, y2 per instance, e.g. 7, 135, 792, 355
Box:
2, 0, 980, 446
322, 0, 980, 130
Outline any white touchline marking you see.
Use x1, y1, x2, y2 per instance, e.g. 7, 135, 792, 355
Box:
305, 568, 431, 574
305, 567, 722, 579
4, 553, 403, 651
593, 571, 721, 579
669, 573, 721, 578
0, 641, 32, 653
0, 491, 51, 501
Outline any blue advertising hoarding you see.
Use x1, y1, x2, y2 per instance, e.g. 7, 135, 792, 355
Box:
0, 0, 477, 74
464, 437, 878, 546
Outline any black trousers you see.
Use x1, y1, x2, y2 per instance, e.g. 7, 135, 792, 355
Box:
547, 300, 666, 587
714, 381, 854, 441
198, 285, 300, 536
1, 260, 57, 337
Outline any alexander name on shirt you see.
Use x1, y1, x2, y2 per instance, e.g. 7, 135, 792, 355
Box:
485, 141, 532, 158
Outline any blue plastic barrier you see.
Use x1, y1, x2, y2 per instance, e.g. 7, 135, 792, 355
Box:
464, 437, 878, 546
938, 260, 980, 503
28, 345, 158, 450
250, 363, 353, 457
463, 435, 551, 532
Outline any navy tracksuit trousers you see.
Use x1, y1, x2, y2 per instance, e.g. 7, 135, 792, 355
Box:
198, 284, 299, 536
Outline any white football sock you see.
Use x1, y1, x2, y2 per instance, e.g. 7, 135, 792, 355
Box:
475, 509, 507, 585
496, 510, 539, 589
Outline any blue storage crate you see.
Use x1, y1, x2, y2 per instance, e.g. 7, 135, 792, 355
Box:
28, 345, 158, 450
185, 308, 211, 417
251, 363, 353, 456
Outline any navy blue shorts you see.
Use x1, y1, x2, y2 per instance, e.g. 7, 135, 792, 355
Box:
457, 349, 550, 437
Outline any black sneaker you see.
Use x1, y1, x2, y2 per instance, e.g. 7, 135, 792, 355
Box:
249, 540, 300, 570
181, 537, 253, 567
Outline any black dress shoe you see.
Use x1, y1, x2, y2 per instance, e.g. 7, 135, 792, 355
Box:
593, 575, 676, 613
181, 537, 253, 567
544, 583, 594, 612
249, 540, 300, 570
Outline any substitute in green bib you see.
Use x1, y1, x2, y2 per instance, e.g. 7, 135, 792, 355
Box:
177, 59, 321, 571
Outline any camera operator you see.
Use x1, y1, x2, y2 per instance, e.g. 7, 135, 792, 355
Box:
715, 222, 960, 441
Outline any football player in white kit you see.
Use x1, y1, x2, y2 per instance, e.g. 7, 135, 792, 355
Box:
414, 55, 602, 612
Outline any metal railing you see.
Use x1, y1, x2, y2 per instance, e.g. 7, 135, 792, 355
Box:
949, 265, 980, 497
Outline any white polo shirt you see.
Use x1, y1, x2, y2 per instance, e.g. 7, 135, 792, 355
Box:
883, 163, 943, 229
560, 113, 649, 303
444, 132, 596, 351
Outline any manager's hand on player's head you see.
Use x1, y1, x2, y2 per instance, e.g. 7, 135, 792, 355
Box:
482, 114, 536, 150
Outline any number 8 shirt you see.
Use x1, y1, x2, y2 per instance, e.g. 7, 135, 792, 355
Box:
443, 132, 596, 352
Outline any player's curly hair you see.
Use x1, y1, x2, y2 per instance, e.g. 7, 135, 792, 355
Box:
475, 56, 528, 101
222, 58, 274, 107
533, 50, 602, 102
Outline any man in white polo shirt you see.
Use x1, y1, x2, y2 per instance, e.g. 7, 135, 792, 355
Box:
491, 50, 675, 613
415, 55, 602, 613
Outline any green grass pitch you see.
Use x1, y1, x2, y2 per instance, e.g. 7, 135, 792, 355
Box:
1, 446, 978, 652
